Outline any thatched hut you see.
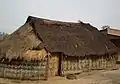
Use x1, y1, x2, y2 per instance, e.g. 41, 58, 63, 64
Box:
0, 16, 118, 80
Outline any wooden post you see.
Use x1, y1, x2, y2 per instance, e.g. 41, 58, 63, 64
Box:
79, 57, 81, 70
91, 56, 93, 70
101, 56, 103, 69
80, 57, 82, 70
107, 55, 110, 69
82, 57, 85, 71
96, 57, 98, 70
104, 56, 106, 69
109, 56, 111, 69
95, 57, 97, 70
77, 57, 79, 71
98, 56, 100, 69
106, 56, 108, 69
110, 55, 113, 69
45, 53, 50, 80
89, 57, 92, 71
60, 53, 63, 76
110, 55, 112, 69
20, 65, 23, 80
102, 56, 104, 69
103, 56, 106, 69
113, 55, 116, 69
92, 56, 95, 70
86, 57, 89, 71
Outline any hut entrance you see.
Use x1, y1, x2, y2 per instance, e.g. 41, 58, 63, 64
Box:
49, 53, 61, 76
58, 54, 62, 76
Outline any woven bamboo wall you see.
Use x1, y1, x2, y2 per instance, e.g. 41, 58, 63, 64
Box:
0, 60, 47, 80
48, 53, 59, 76
62, 55, 116, 75
116, 54, 120, 62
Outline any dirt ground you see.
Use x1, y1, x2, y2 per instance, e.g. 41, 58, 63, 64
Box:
1, 69, 120, 84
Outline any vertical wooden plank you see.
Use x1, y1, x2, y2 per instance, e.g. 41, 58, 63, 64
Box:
109, 55, 112, 69
102, 56, 104, 69
92, 57, 94, 70
88, 57, 90, 71
113, 55, 116, 69
96, 57, 98, 69
75, 58, 78, 71
97, 57, 99, 69
77, 57, 79, 71
100, 56, 102, 69
103, 56, 105, 69
81, 57, 84, 71
83, 57, 86, 72
91, 56, 93, 70
95, 57, 97, 70
112, 55, 114, 69
111, 55, 114, 69
94, 57, 96, 70
79, 57, 82, 70
86, 56, 89, 71
99, 56, 102, 69
104, 56, 106, 69
108, 55, 111, 69
66, 58, 68, 71
107, 55, 110, 69
61, 53, 64, 76
106, 56, 108, 69
105, 56, 107, 69
68, 60, 71, 72
96, 57, 98, 70
45, 53, 49, 80
89, 57, 92, 71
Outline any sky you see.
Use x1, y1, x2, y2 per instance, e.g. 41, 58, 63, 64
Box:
0, 0, 120, 34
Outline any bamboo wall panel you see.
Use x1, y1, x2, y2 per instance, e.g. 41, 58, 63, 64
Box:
62, 55, 116, 75
49, 53, 59, 76
0, 59, 47, 80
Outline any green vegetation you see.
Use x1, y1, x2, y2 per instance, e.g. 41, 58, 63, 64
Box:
0, 32, 9, 41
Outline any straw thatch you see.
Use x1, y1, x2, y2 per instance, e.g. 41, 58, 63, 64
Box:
0, 16, 118, 61
29, 16, 117, 56
23, 49, 47, 61
0, 23, 42, 61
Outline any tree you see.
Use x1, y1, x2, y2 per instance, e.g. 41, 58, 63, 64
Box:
2, 32, 8, 40
0, 32, 9, 41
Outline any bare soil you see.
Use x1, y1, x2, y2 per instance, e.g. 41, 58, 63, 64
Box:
1, 69, 120, 84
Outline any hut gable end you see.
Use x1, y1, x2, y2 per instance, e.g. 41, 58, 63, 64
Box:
0, 23, 43, 60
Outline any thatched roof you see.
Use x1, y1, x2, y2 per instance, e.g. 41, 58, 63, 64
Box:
0, 16, 118, 60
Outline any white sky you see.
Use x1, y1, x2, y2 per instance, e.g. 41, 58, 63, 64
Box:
0, 0, 120, 33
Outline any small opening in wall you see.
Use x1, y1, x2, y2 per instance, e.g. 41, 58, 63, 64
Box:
32, 47, 40, 50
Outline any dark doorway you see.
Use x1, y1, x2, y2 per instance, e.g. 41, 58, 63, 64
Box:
58, 54, 62, 76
